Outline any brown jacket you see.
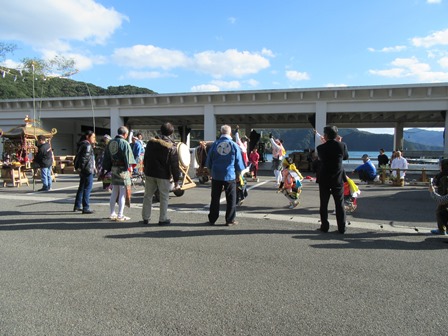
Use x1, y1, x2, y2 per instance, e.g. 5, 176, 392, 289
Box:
143, 135, 180, 182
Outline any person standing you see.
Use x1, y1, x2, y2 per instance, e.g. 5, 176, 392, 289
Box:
316, 125, 349, 234
34, 135, 53, 191
249, 147, 260, 178
74, 131, 96, 214
102, 126, 136, 221
142, 122, 180, 225
377, 149, 389, 167
234, 125, 249, 167
131, 135, 144, 174
353, 154, 377, 183
269, 134, 286, 187
206, 124, 245, 226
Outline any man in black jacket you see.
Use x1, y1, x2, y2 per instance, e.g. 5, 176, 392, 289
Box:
74, 131, 96, 214
142, 122, 180, 225
316, 125, 349, 234
34, 135, 53, 191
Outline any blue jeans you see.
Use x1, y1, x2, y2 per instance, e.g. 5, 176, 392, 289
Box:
40, 167, 52, 190
74, 173, 93, 210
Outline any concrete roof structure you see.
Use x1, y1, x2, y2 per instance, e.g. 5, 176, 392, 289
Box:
0, 82, 447, 155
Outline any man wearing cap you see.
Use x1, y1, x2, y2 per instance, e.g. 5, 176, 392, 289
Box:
353, 154, 378, 183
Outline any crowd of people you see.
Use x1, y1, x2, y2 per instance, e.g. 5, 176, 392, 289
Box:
30, 122, 444, 236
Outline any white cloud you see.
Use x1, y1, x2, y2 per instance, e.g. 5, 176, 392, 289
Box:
439, 57, 448, 68
325, 83, 348, 87
368, 46, 407, 53
285, 70, 310, 81
228, 17, 237, 24
191, 84, 220, 92
125, 71, 177, 80
245, 79, 259, 87
39, 49, 102, 71
427, 0, 442, 4
190, 80, 242, 92
369, 56, 448, 81
209, 80, 241, 90
412, 28, 448, 48
113, 45, 190, 69
0, 0, 127, 50
193, 49, 270, 78
369, 68, 406, 78
1, 59, 22, 69
261, 48, 275, 57
391, 57, 431, 72
113, 46, 270, 79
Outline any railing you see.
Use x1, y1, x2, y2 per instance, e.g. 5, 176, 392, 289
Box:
378, 166, 439, 186
403, 150, 443, 158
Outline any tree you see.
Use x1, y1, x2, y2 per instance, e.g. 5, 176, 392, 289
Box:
21, 56, 78, 78
0, 42, 17, 61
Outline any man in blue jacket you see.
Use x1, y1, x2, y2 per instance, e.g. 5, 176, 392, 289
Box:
206, 124, 245, 226
353, 154, 377, 183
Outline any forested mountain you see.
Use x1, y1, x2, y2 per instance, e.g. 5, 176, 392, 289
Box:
262, 128, 444, 151
0, 67, 156, 98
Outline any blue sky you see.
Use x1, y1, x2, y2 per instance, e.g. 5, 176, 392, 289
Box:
0, 0, 447, 134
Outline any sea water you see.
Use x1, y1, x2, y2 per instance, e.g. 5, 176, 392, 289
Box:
265, 150, 381, 164
264, 150, 438, 171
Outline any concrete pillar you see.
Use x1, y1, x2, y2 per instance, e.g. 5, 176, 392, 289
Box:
110, 107, 124, 137
394, 123, 404, 150
444, 113, 448, 159
314, 102, 327, 149
204, 104, 216, 141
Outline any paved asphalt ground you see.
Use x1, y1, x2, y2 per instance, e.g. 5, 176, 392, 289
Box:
1, 170, 447, 335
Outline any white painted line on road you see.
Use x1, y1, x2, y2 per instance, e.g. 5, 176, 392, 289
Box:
217, 179, 274, 204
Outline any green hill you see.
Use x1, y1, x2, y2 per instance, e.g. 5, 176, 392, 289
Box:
0, 67, 156, 99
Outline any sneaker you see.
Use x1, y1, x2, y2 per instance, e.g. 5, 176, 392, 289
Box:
238, 199, 244, 206
374, 175, 380, 182
109, 214, 118, 220
116, 216, 130, 222
82, 209, 94, 214
430, 229, 447, 235
158, 219, 171, 225
289, 200, 299, 209
226, 220, 239, 226
142, 219, 149, 225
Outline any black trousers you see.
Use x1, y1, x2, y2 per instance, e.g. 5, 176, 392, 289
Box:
436, 204, 448, 232
358, 170, 374, 182
208, 179, 236, 224
319, 183, 346, 233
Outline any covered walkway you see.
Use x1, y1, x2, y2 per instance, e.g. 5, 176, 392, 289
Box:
0, 82, 447, 156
